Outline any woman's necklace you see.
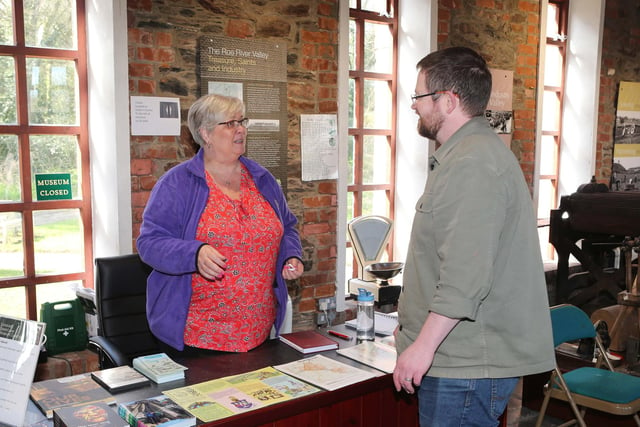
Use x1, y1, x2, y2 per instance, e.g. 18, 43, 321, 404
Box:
211, 163, 240, 188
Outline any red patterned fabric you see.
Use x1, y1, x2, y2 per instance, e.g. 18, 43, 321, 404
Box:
184, 166, 283, 352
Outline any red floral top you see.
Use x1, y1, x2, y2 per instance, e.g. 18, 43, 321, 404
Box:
184, 166, 283, 352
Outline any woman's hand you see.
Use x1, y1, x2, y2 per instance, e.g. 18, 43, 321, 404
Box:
282, 258, 304, 280
197, 244, 228, 281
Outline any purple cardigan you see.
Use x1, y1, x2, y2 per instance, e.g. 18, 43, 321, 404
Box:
136, 149, 302, 350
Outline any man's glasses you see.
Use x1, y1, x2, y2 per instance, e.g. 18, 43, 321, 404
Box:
411, 91, 447, 103
218, 118, 250, 129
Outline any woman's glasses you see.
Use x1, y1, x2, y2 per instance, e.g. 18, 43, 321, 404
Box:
218, 118, 250, 129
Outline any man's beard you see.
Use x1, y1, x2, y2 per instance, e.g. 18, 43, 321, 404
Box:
417, 113, 443, 141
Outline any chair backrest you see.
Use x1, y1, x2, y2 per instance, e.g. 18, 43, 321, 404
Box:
550, 304, 596, 347
95, 254, 158, 362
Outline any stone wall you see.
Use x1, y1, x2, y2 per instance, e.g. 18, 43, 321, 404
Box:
438, 0, 541, 188
127, 0, 339, 330
596, 0, 640, 184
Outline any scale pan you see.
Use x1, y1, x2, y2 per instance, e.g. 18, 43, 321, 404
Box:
365, 262, 404, 280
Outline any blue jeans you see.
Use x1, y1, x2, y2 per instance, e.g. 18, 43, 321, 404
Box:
418, 376, 519, 427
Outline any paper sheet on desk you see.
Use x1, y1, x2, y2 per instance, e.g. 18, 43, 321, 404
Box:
345, 312, 398, 336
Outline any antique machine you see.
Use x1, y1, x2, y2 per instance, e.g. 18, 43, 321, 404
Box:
549, 190, 640, 369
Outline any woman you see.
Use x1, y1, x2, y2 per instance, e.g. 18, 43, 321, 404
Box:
137, 94, 304, 353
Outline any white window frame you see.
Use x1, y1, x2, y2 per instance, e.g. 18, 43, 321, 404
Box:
336, 0, 436, 311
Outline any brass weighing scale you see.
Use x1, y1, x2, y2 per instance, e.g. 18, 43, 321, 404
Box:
347, 215, 404, 308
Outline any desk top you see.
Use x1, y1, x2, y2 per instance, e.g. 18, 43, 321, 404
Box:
25, 326, 402, 427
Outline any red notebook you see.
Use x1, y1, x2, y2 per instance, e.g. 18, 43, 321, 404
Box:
279, 330, 339, 354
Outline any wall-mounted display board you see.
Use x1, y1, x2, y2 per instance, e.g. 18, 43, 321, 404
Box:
486, 69, 514, 148
612, 81, 640, 191
199, 36, 289, 192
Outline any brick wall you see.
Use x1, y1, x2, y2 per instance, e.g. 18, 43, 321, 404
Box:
127, 0, 339, 330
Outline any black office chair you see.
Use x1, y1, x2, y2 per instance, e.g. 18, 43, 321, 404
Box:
88, 254, 160, 369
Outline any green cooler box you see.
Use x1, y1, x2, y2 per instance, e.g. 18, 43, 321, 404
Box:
40, 298, 88, 355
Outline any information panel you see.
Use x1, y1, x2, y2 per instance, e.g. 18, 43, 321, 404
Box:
199, 36, 288, 192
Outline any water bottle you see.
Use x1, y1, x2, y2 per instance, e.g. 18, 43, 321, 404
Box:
356, 288, 375, 341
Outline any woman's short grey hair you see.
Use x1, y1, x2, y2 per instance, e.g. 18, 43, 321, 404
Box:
187, 94, 245, 147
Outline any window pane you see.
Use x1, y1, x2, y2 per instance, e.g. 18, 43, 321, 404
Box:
0, 287, 26, 319
540, 135, 558, 176
345, 246, 354, 292
361, 0, 391, 16
0, 135, 21, 201
362, 190, 389, 217
24, 0, 76, 49
347, 191, 354, 222
0, 56, 17, 124
30, 135, 81, 200
537, 179, 555, 219
546, 4, 559, 39
348, 135, 355, 185
544, 45, 563, 87
541, 91, 560, 132
36, 281, 83, 307
26, 58, 79, 125
349, 78, 356, 128
363, 79, 391, 129
363, 135, 390, 184
0, 212, 24, 279
33, 209, 84, 275
364, 22, 392, 74
0, 1, 14, 45
349, 20, 356, 70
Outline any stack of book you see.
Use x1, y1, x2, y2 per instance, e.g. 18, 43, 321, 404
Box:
132, 353, 188, 383
29, 373, 117, 419
90, 365, 151, 393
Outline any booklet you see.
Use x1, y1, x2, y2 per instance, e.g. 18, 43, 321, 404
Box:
162, 366, 319, 423
273, 354, 379, 391
336, 340, 397, 374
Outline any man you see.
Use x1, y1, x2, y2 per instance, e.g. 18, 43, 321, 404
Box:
393, 47, 555, 426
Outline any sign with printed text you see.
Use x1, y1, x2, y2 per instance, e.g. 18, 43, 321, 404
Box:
35, 173, 72, 201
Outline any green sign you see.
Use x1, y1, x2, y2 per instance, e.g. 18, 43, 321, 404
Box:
35, 173, 73, 201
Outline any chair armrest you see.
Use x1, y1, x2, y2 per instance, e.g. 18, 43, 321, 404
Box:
88, 336, 130, 367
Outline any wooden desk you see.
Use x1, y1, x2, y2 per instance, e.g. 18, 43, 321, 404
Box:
107, 337, 419, 426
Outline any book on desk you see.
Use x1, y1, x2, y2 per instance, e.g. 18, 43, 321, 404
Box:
117, 395, 195, 427
278, 330, 338, 354
91, 365, 151, 393
29, 373, 117, 419
53, 401, 127, 427
132, 353, 188, 384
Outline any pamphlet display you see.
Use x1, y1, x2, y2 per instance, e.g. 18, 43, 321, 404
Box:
0, 314, 46, 427
163, 366, 319, 423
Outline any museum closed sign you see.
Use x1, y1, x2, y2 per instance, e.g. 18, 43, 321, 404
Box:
35, 173, 72, 201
